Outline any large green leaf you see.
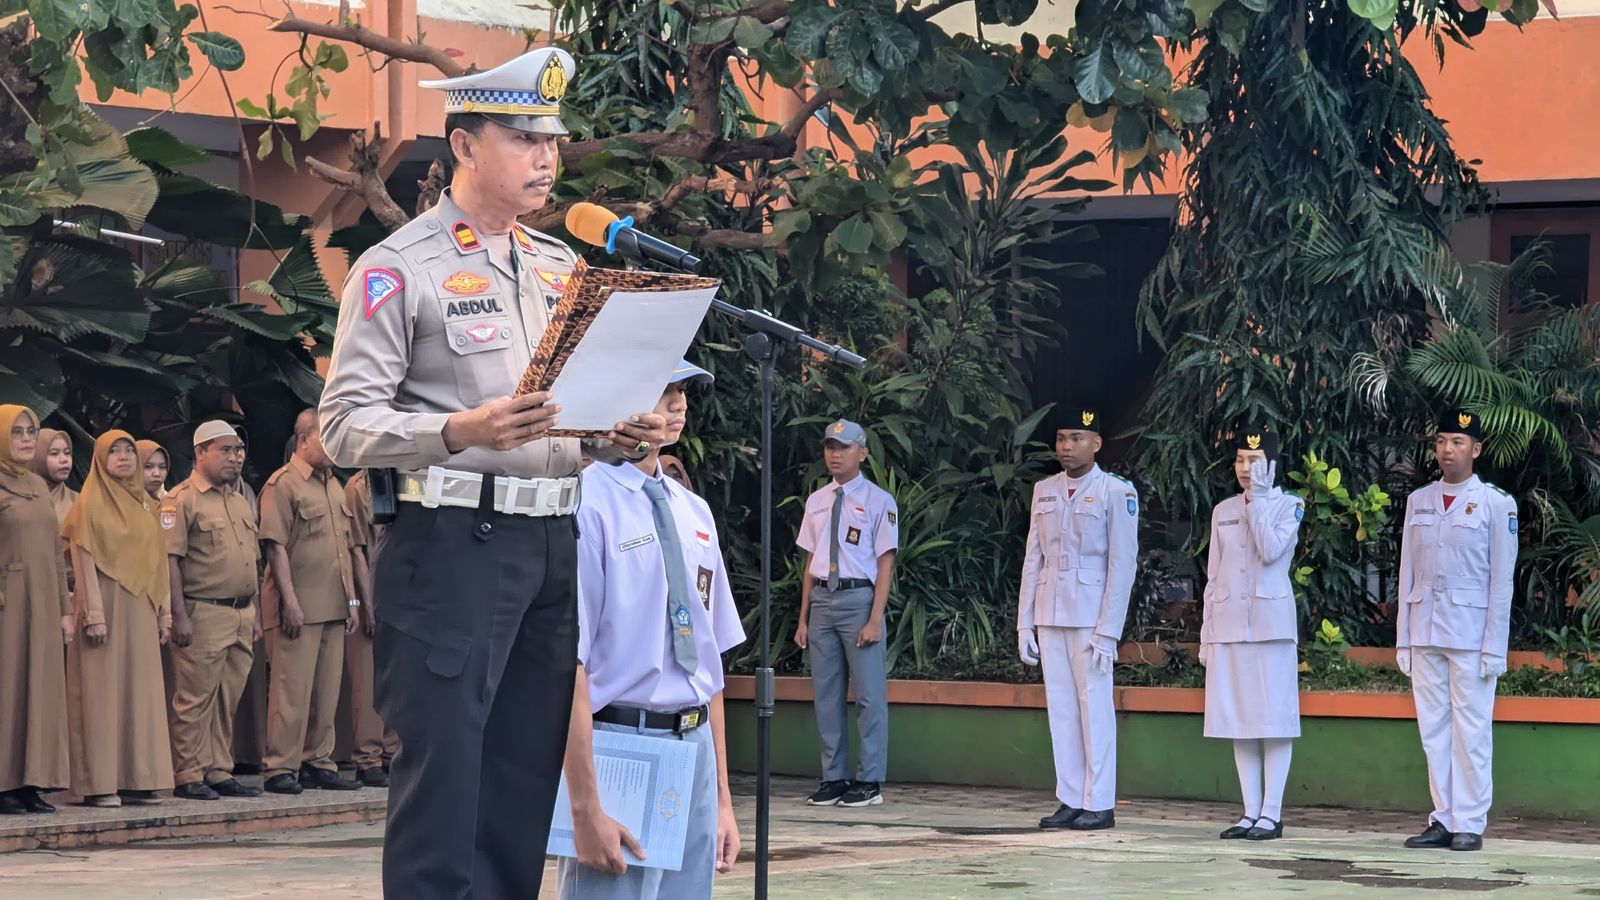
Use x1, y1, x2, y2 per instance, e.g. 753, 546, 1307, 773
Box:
187, 31, 244, 70
125, 126, 211, 169
1073, 43, 1118, 106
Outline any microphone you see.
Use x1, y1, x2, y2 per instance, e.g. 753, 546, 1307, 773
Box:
565, 202, 703, 274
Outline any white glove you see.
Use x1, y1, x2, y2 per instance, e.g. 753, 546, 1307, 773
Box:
1396, 648, 1411, 677
1480, 654, 1507, 679
1018, 628, 1040, 667
1090, 635, 1117, 674
1198, 643, 1212, 667
1248, 458, 1275, 500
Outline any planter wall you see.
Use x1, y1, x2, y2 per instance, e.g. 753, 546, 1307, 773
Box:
723, 676, 1600, 821
1118, 642, 1570, 672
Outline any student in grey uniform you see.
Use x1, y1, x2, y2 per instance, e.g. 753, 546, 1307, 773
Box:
1200, 426, 1304, 842
793, 420, 899, 809
317, 47, 669, 899
1017, 407, 1138, 831
1396, 410, 1517, 853
558, 359, 745, 899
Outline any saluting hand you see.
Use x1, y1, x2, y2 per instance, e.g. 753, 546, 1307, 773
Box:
443, 392, 562, 453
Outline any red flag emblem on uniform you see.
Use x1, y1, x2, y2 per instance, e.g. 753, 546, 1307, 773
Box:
363, 268, 403, 319
695, 530, 711, 547
441, 271, 491, 295
464, 323, 499, 343
533, 268, 568, 292
452, 222, 481, 252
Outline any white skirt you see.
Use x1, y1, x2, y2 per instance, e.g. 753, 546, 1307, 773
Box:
1203, 640, 1301, 739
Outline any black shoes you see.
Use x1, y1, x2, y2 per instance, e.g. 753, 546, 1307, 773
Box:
1040, 804, 1084, 829
300, 766, 362, 791
0, 791, 29, 815
839, 782, 883, 808
174, 781, 221, 801
1451, 832, 1484, 852
263, 774, 303, 795
358, 768, 389, 788
16, 788, 56, 813
1220, 819, 1256, 839
211, 778, 262, 798
1405, 821, 1454, 849
1068, 809, 1115, 831
806, 780, 851, 806
1244, 817, 1282, 841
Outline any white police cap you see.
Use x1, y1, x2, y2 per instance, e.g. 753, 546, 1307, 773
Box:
419, 47, 575, 136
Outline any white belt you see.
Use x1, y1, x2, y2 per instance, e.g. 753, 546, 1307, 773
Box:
397, 467, 578, 517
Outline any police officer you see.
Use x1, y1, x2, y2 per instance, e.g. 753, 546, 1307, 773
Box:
1200, 426, 1304, 842
160, 421, 264, 800
258, 409, 362, 794
1396, 410, 1517, 853
317, 46, 669, 898
793, 420, 899, 809
1017, 407, 1137, 831
558, 360, 745, 899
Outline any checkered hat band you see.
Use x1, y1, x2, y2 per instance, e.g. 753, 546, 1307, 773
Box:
446, 88, 560, 115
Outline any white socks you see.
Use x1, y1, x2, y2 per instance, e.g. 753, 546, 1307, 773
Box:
1233, 738, 1293, 823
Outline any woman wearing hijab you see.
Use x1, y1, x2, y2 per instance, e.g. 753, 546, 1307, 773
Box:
0, 405, 73, 815
61, 430, 175, 808
29, 428, 77, 523
1199, 426, 1306, 842
138, 440, 169, 503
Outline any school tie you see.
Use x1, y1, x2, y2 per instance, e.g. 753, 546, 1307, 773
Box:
642, 477, 698, 673
828, 486, 844, 591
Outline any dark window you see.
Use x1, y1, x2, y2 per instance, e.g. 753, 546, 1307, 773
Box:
1508, 232, 1590, 311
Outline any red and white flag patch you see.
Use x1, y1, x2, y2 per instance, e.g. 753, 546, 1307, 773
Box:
363, 268, 403, 319
695, 529, 711, 548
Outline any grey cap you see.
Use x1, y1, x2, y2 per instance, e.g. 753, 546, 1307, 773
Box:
822, 419, 867, 447
193, 420, 239, 447
669, 358, 713, 386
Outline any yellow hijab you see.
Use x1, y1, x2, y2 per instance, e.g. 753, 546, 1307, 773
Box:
0, 405, 37, 479
135, 439, 168, 503
60, 431, 170, 612
29, 428, 77, 520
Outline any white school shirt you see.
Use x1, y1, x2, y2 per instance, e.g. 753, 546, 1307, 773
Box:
1396, 475, 1518, 657
795, 474, 899, 582
575, 461, 746, 713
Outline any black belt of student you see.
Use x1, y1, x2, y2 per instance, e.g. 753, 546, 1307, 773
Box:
814, 577, 873, 591
594, 703, 708, 734
190, 596, 253, 609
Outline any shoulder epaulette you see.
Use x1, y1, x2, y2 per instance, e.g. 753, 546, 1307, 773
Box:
515, 223, 574, 256
264, 467, 290, 487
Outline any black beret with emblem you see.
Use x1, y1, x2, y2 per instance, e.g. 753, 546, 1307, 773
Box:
1437, 408, 1484, 442
1234, 425, 1279, 461
1043, 405, 1101, 436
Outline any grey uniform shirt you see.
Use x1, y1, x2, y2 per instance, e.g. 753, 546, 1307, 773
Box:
318, 190, 581, 477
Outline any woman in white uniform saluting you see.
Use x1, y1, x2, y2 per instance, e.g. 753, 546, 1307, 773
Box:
1199, 425, 1305, 842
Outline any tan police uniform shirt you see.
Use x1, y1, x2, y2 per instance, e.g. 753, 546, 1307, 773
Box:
258, 456, 356, 629
160, 473, 261, 600
317, 190, 582, 478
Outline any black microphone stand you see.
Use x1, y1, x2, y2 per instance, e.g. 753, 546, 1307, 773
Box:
612, 242, 863, 900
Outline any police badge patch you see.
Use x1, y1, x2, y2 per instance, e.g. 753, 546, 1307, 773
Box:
363, 268, 403, 319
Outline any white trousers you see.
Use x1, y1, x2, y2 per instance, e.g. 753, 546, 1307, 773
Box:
1039, 626, 1116, 811
1412, 646, 1497, 835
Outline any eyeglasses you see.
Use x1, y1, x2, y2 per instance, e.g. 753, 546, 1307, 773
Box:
10, 425, 38, 438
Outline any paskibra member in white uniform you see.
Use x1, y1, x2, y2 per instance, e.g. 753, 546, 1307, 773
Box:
1200, 426, 1304, 843
1016, 406, 1138, 832
1396, 409, 1517, 854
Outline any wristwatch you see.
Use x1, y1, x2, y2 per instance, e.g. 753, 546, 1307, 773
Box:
348, 598, 362, 608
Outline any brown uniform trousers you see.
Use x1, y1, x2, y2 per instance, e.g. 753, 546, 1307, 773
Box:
338, 471, 398, 770
259, 456, 357, 779
160, 474, 261, 787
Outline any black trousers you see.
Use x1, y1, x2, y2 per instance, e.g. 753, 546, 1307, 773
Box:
373, 501, 577, 899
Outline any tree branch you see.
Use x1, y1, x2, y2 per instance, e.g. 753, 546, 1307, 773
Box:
779, 88, 841, 140
269, 14, 467, 78
913, 0, 972, 20
305, 125, 410, 230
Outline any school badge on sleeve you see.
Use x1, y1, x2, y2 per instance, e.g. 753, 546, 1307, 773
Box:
363, 268, 403, 319
1126, 491, 1138, 516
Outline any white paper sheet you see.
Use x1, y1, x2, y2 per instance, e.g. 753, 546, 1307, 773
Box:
546, 286, 719, 432
546, 729, 700, 871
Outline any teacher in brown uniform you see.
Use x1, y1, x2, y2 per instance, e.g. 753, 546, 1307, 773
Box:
258, 409, 362, 794
318, 46, 670, 898
344, 468, 400, 785
0, 405, 73, 815
161, 420, 264, 800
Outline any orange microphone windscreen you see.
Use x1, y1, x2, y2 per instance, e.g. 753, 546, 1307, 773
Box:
565, 202, 619, 248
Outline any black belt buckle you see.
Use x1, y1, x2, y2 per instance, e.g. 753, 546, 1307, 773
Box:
674, 706, 705, 734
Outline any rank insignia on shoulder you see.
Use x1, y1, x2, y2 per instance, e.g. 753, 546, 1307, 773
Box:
533, 268, 568, 292
363, 268, 404, 319
451, 221, 481, 252
159, 509, 177, 530
1508, 513, 1518, 535
513, 228, 534, 251
441, 271, 491, 295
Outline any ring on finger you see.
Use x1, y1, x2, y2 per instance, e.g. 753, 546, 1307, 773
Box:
634, 440, 651, 455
